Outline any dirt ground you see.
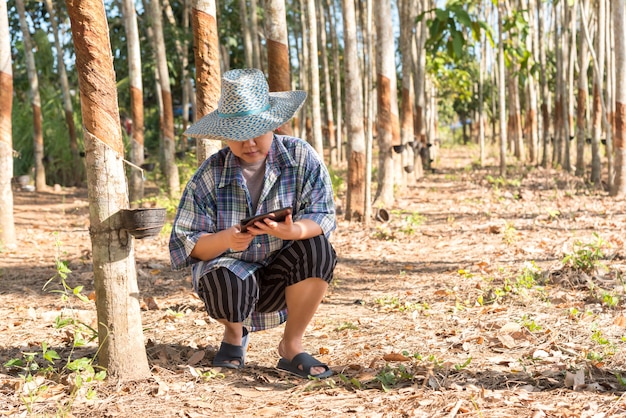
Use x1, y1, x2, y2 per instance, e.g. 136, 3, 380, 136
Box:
2, 146, 626, 417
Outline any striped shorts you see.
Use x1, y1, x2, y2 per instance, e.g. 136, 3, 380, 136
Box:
197, 234, 337, 323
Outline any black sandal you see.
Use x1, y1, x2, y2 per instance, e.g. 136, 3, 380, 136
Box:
212, 328, 249, 369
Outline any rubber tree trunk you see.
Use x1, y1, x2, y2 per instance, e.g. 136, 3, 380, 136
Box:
149, 0, 180, 197
317, 0, 337, 167
575, 0, 590, 177
590, 0, 606, 185
326, 0, 343, 164
0, 0, 16, 249
191, 0, 222, 165
306, 0, 324, 157
612, 0, 626, 196
342, 0, 366, 222
498, 3, 507, 176
65, 0, 150, 380
265, 0, 294, 136
44, 0, 82, 186
375, 0, 399, 206
122, 0, 145, 204
16, 0, 46, 191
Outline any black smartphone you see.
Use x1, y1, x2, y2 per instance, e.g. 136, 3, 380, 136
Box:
240, 207, 293, 232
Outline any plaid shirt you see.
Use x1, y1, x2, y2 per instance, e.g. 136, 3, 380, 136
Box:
169, 135, 336, 331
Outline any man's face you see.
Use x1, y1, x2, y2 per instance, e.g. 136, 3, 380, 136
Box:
226, 131, 273, 164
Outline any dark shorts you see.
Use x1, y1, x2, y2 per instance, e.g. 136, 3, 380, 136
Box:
197, 235, 337, 323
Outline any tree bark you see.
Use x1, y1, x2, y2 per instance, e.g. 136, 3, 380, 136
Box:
149, 0, 180, 197
306, 0, 324, 157
342, 0, 366, 222
591, 0, 606, 184
498, 3, 507, 176
16, 0, 46, 191
318, 0, 337, 167
0, 0, 15, 249
65, 0, 150, 380
326, 0, 343, 164
538, 0, 550, 167
612, 0, 626, 196
526, 0, 539, 164
575, 0, 590, 177
44, 0, 82, 186
239, 0, 254, 68
191, 0, 222, 165
375, 0, 399, 206
399, 0, 416, 182
122, 0, 145, 204
265, 0, 294, 136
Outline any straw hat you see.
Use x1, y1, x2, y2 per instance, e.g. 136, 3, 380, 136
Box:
184, 68, 306, 141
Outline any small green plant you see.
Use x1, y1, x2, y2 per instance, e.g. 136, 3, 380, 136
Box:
374, 295, 421, 312
327, 168, 345, 199
200, 369, 225, 381
503, 222, 517, 245
375, 364, 415, 391
338, 373, 363, 389
372, 225, 396, 241
601, 291, 619, 308
4, 235, 106, 412
454, 357, 472, 371
562, 233, 608, 273
335, 322, 359, 331
520, 314, 543, 332
399, 211, 426, 235
547, 208, 561, 220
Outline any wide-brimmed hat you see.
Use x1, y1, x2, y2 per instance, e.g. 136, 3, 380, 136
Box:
184, 68, 306, 141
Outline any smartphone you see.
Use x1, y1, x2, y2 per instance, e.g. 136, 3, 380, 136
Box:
240, 207, 293, 232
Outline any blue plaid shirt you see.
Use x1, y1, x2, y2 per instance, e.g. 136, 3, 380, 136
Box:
169, 135, 336, 330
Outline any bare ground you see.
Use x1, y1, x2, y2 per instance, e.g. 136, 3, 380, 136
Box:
2, 146, 626, 417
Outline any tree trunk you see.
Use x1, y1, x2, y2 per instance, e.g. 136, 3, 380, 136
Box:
149, 0, 180, 197
553, 2, 564, 166
239, 0, 254, 68
306, 0, 324, 157
375, 0, 399, 206
399, 0, 416, 182
122, 0, 145, 204
575, 0, 590, 177
44, 0, 82, 186
318, 0, 337, 168
526, 0, 539, 164
16, 0, 46, 191
591, 0, 606, 184
249, 0, 262, 70
605, 0, 615, 190
413, 0, 428, 179
266, 0, 293, 136
364, 0, 374, 225
65, 0, 150, 380
342, 0, 366, 222
498, 3, 507, 176
191, 0, 222, 165
538, 0, 550, 167
611, 0, 626, 196
563, 0, 575, 172
0, 0, 15, 249
326, 0, 343, 165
